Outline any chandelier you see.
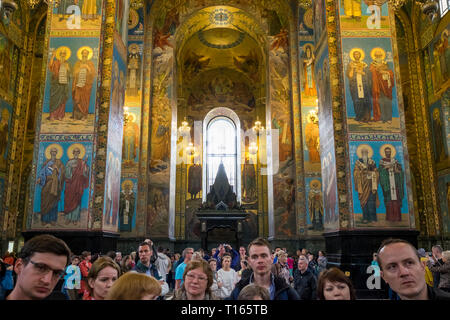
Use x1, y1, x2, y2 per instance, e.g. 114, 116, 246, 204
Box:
252, 118, 265, 135
178, 118, 191, 138
249, 142, 258, 155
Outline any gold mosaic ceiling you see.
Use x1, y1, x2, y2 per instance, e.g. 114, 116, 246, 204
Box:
177, 6, 265, 82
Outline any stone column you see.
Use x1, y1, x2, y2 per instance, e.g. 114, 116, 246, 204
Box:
315, 0, 419, 298
24, 0, 129, 254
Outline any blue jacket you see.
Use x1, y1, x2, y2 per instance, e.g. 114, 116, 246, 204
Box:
214, 249, 240, 270
0, 270, 14, 300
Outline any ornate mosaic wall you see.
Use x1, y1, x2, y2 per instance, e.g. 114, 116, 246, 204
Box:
420, 12, 450, 235
119, 0, 145, 236
330, 0, 416, 229
143, 0, 297, 240
299, 3, 323, 236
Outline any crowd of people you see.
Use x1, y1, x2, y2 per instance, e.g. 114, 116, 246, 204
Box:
1, 234, 450, 301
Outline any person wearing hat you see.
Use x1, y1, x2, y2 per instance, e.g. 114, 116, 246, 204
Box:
418, 248, 434, 287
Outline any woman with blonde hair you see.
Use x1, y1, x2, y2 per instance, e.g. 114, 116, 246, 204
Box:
83, 256, 121, 300
173, 259, 220, 300
106, 272, 162, 300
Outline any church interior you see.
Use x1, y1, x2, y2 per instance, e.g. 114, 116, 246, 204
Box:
0, 0, 449, 295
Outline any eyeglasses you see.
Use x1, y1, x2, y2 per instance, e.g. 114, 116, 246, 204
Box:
29, 260, 66, 280
185, 273, 208, 282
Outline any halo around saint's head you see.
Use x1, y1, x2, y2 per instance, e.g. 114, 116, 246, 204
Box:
349, 48, 365, 61
122, 179, 134, 190
370, 47, 386, 61
126, 112, 136, 122
128, 43, 139, 54
55, 46, 71, 61
310, 179, 321, 189
77, 46, 94, 60
356, 144, 374, 159
303, 43, 314, 55
45, 143, 63, 160
307, 109, 318, 123
67, 143, 86, 159
379, 144, 397, 158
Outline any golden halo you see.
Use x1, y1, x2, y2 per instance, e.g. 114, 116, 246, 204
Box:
303, 43, 314, 55
128, 9, 139, 30
379, 144, 397, 159
77, 46, 94, 60
121, 179, 134, 190
306, 109, 318, 123
356, 144, 374, 159
67, 143, 86, 159
128, 43, 139, 54
55, 46, 71, 61
309, 179, 321, 189
303, 8, 314, 29
349, 48, 365, 61
44, 143, 63, 160
126, 112, 136, 122
370, 47, 386, 61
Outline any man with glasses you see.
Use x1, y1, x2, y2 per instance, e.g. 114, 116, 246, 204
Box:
5, 234, 71, 300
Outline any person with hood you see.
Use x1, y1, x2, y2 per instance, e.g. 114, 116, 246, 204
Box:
227, 238, 299, 300
155, 246, 171, 282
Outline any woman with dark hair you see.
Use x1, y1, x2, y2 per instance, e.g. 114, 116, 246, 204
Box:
83, 256, 120, 300
173, 259, 220, 300
317, 267, 356, 300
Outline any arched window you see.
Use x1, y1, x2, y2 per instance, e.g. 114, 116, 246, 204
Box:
206, 117, 237, 192
203, 108, 241, 202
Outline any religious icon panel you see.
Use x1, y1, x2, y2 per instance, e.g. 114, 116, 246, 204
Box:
32, 139, 92, 231
342, 37, 400, 133
41, 37, 100, 134
349, 140, 410, 228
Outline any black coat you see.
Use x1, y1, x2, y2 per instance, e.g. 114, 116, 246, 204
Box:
293, 268, 317, 300
227, 271, 299, 300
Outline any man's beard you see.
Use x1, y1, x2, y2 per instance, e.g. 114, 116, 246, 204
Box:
362, 156, 368, 164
